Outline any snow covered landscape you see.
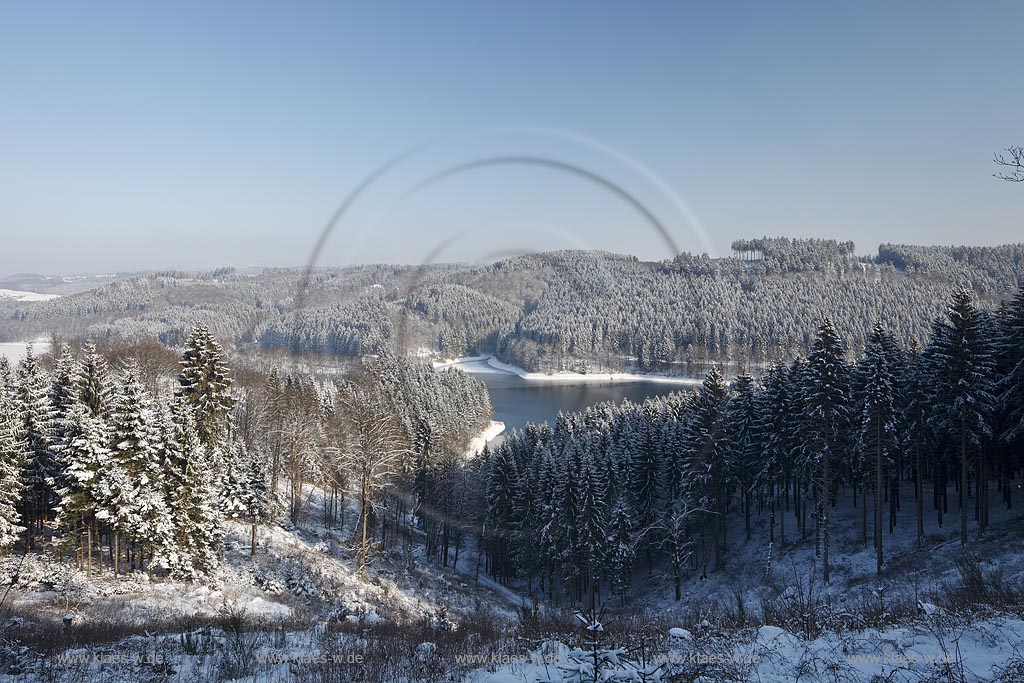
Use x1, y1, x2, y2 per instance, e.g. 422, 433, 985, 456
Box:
3, 3, 1024, 681
0, 253, 1019, 682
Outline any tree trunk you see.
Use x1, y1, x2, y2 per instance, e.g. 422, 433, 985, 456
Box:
915, 450, 924, 547
875, 420, 883, 576
961, 420, 968, 547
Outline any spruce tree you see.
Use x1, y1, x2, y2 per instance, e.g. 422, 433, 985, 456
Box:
107, 361, 173, 572
484, 443, 518, 584
999, 283, 1024, 448
802, 318, 850, 584
16, 345, 54, 547
856, 322, 899, 575
77, 340, 112, 418
925, 288, 997, 546
577, 449, 608, 608
0, 357, 13, 398
221, 440, 268, 559
757, 362, 793, 547
166, 401, 223, 575
52, 401, 108, 574
606, 497, 636, 604
177, 324, 236, 448
726, 371, 760, 542
681, 368, 730, 574
49, 349, 79, 425
0, 389, 26, 552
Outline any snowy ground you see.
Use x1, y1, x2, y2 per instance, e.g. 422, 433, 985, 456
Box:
624, 480, 1024, 616
0, 289, 60, 302
465, 614, 1024, 682
434, 355, 704, 386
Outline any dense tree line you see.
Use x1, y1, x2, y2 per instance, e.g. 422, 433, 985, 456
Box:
877, 243, 1024, 294
730, 237, 857, 272
0, 328, 238, 575
259, 291, 394, 357
405, 283, 519, 355
478, 284, 1024, 605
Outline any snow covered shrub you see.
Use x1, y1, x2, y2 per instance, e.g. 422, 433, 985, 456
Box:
95, 570, 151, 596
0, 637, 36, 676
50, 563, 95, 611
429, 605, 457, 634
0, 555, 56, 590
995, 655, 1024, 683
216, 603, 265, 682
284, 561, 321, 599
253, 568, 286, 594
952, 553, 1018, 608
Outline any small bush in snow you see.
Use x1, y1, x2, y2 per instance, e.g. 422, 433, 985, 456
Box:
283, 562, 321, 599
252, 568, 286, 594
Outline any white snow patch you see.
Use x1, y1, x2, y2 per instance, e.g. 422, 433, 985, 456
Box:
0, 288, 60, 302
465, 421, 505, 455
756, 625, 788, 642
243, 596, 292, 618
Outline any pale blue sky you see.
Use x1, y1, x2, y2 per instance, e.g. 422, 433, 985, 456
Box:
1, 1, 1021, 276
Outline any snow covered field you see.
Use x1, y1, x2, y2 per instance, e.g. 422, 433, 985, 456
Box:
0, 288, 60, 302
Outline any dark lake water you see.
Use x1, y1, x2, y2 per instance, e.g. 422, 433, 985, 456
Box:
444, 358, 695, 438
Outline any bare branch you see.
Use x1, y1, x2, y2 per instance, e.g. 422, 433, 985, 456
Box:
994, 145, 1024, 182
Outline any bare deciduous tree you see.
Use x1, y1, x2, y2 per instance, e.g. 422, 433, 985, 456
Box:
336, 382, 412, 572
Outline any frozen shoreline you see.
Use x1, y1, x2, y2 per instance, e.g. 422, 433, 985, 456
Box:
464, 420, 505, 456
434, 355, 703, 387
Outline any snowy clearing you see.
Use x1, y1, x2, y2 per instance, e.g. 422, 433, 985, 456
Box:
0, 288, 60, 302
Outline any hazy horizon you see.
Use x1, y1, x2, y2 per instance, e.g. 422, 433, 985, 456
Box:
6, 233, 1024, 283
3, 2, 1022, 277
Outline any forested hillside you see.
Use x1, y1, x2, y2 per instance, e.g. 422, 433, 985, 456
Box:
480, 283, 1024, 605
2, 240, 1021, 377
